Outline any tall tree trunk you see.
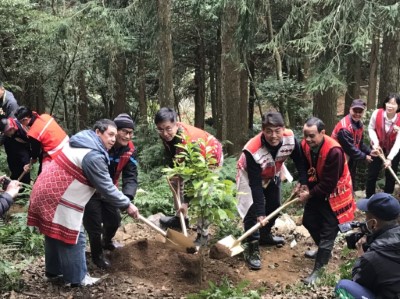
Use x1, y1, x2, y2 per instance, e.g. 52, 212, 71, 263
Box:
378, 30, 400, 106
194, 32, 206, 129
221, 2, 246, 155
138, 51, 147, 124
215, 23, 224, 140
156, 0, 174, 108
313, 87, 337, 134
77, 69, 88, 130
240, 66, 249, 137
112, 52, 127, 117
248, 56, 256, 131
209, 48, 217, 128
344, 52, 362, 114
367, 32, 380, 110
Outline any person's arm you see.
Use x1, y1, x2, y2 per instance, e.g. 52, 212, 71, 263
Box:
0, 180, 20, 217
29, 137, 42, 160
368, 110, 379, 147
309, 147, 344, 199
121, 154, 138, 200
4, 92, 19, 118
352, 256, 377, 290
388, 129, 400, 160
82, 151, 131, 210
337, 129, 367, 161
290, 138, 308, 185
244, 151, 266, 217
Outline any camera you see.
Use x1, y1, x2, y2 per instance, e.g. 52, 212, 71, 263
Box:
2, 177, 11, 190
338, 221, 370, 249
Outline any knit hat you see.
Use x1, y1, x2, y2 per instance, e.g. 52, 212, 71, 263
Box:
113, 113, 135, 130
357, 192, 400, 221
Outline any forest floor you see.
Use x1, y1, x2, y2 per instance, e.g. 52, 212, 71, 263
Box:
1, 214, 356, 299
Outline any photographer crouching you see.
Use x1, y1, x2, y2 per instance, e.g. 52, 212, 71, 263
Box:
335, 192, 400, 299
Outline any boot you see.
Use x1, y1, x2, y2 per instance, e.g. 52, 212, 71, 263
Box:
304, 249, 317, 259
194, 234, 208, 247
303, 248, 331, 285
160, 215, 189, 230
243, 240, 261, 270
89, 234, 111, 269
92, 254, 111, 270
259, 233, 285, 246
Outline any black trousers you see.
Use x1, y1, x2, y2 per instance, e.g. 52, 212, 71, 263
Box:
302, 197, 339, 250
83, 196, 121, 257
366, 152, 400, 198
244, 178, 281, 242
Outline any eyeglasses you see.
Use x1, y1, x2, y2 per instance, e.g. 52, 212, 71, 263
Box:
119, 129, 134, 136
156, 126, 175, 134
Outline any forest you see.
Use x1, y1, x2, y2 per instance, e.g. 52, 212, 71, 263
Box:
0, 0, 400, 298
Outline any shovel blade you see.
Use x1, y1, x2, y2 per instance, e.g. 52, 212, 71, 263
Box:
166, 228, 197, 253
213, 235, 244, 257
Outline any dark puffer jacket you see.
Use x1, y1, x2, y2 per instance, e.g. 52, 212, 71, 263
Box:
352, 224, 400, 299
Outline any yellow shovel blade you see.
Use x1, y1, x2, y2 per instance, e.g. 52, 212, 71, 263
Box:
166, 228, 197, 253
214, 235, 244, 257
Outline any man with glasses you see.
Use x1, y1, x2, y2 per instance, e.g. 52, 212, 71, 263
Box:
154, 107, 223, 246
237, 111, 308, 270
83, 113, 138, 269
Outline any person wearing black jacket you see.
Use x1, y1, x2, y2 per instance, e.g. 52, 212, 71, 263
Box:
335, 192, 400, 299
331, 99, 378, 190
83, 114, 138, 269
0, 82, 19, 118
237, 112, 308, 270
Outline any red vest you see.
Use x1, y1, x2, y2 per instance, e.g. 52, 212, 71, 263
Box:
177, 122, 223, 166
331, 115, 363, 149
301, 136, 355, 224
112, 141, 135, 185
237, 130, 295, 182
28, 114, 69, 162
375, 109, 400, 153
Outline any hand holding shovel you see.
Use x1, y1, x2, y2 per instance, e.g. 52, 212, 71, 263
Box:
375, 147, 400, 185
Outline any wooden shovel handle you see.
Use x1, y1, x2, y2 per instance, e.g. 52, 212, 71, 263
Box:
376, 149, 400, 185
167, 177, 188, 237
235, 196, 300, 245
138, 214, 167, 237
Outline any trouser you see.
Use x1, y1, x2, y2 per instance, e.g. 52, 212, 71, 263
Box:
244, 177, 281, 242
335, 279, 376, 299
83, 196, 121, 258
302, 197, 339, 249
348, 159, 358, 191
366, 152, 400, 198
45, 229, 87, 284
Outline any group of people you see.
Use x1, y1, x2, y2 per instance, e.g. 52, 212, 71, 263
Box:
0, 80, 399, 297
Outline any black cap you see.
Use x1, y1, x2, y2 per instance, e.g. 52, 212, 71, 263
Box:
350, 99, 366, 110
113, 113, 135, 130
357, 192, 400, 221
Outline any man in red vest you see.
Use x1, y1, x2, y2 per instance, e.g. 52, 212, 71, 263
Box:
331, 99, 376, 190
155, 107, 223, 247
300, 117, 356, 284
83, 113, 138, 269
237, 111, 308, 270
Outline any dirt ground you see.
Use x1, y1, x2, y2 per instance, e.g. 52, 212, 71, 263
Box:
2, 219, 347, 299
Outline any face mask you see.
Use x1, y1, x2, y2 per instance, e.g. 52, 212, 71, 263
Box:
364, 219, 377, 234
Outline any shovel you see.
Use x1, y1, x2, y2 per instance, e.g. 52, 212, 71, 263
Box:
212, 195, 300, 258
17, 160, 34, 181
375, 147, 400, 185
167, 177, 188, 236
138, 214, 196, 253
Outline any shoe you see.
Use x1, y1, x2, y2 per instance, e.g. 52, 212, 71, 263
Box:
259, 233, 285, 246
243, 240, 261, 270
194, 234, 208, 247
44, 272, 63, 283
302, 248, 331, 285
304, 249, 317, 259
160, 215, 189, 230
66, 274, 102, 287
103, 240, 124, 251
93, 254, 111, 270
